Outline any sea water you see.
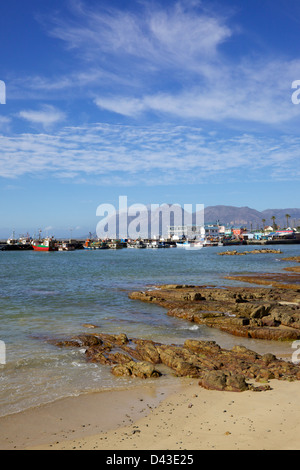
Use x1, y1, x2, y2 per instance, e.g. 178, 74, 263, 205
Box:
0, 244, 299, 417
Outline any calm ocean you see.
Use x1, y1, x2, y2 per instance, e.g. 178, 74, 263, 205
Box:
0, 244, 299, 417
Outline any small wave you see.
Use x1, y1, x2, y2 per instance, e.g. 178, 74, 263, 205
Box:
181, 324, 199, 331
224, 312, 236, 317
29, 289, 60, 296
4, 349, 84, 371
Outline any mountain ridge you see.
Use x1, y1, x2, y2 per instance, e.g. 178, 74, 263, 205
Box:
202, 205, 300, 228
95, 204, 300, 238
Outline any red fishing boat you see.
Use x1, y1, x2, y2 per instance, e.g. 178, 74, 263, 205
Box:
32, 237, 58, 252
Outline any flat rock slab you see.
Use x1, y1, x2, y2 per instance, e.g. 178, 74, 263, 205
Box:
129, 285, 300, 341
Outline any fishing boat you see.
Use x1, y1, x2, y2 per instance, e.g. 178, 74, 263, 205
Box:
97, 241, 109, 249
108, 240, 123, 249
146, 241, 165, 248
58, 242, 75, 251
32, 237, 58, 252
5, 231, 33, 250
176, 241, 190, 248
127, 240, 147, 248
18, 234, 32, 245
83, 238, 96, 250
184, 241, 204, 250
7, 232, 18, 245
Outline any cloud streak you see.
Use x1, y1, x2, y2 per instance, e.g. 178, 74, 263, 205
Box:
0, 123, 299, 184
94, 57, 300, 124
35, 0, 300, 127
17, 105, 66, 130
49, 0, 231, 67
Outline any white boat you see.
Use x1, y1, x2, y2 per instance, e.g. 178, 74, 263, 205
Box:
184, 241, 204, 250
7, 231, 17, 245
146, 241, 161, 248
58, 242, 75, 251
127, 241, 147, 248
176, 240, 204, 250
176, 241, 190, 248
108, 241, 123, 249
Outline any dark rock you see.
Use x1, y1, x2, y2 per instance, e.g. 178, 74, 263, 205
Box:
111, 361, 161, 379
261, 353, 277, 365
199, 370, 227, 391
156, 345, 203, 378
54, 340, 82, 348
134, 339, 162, 364
129, 285, 300, 341
199, 371, 249, 392
72, 335, 103, 347
52, 328, 300, 392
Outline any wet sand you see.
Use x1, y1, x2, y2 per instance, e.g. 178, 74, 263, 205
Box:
0, 379, 181, 450
1, 378, 300, 450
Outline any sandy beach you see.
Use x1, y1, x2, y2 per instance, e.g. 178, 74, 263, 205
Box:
1, 256, 300, 452
1, 377, 300, 450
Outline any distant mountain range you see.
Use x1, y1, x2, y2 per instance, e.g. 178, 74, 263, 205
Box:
2, 205, 299, 241
95, 205, 300, 239
200, 205, 300, 229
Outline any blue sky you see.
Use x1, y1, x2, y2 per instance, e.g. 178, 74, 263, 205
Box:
1, 0, 300, 237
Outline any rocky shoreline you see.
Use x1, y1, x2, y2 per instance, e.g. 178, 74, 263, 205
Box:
52, 255, 300, 393
129, 281, 300, 341
218, 249, 282, 256
225, 255, 300, 289
52, 330, 300, 393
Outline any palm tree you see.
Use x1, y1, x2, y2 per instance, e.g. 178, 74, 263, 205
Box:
271, 216, 276, 230
285, 214, 291, 228
262, 218, 266, 231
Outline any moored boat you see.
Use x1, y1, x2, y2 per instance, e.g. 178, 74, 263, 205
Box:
108, 240, 123, 249
176, 241, 190, 248
97, 241, 109, 249
58, 242, 75, 251
4, 232, 33, 250
184, 241, 204, 250
83, 238, 96, 250
32, 237, 58, 252
127, 240, 147, 248
7, 233, 17, 245
146, 241, 164, 248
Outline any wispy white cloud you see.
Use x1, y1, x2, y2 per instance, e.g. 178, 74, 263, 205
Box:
9, 67, 133, 100
38, 0, 300, 127
31, 1, 232, 103
0, 116, 11, 132
0, 123, 299, 183
3, 0, 300, 150
94, 96, 146, 117
94, 58, 300, 124
17, 105, 66, 130
48, 0, 231, 68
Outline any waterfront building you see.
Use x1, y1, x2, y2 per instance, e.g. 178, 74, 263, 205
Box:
167, 223, 220, 241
